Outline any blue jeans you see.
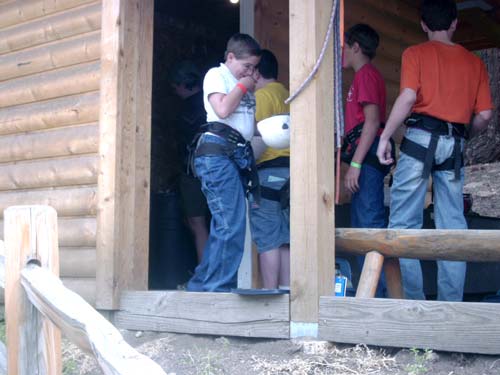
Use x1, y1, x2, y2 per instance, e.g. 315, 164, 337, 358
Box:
389, 128, 467, 301
186, 134, 251, 292
351, 139, 389, 297
250, 167, 290, 253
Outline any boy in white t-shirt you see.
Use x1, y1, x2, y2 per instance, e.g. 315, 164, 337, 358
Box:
186, 33, 261, 292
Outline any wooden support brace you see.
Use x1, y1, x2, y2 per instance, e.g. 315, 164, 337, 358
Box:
355, 251, 384, 298
384, 257, 404, 299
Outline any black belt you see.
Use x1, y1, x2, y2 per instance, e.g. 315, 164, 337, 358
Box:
256, 157, 290, 208
341, 122, 392, 172
402, 113, 466, 180
190, 122, 261, 202
257, 156, 290, 170
260, 179, 290, 209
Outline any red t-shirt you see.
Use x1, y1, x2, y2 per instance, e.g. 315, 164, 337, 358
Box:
401, 41, 493, 124
345, 63, 386, 135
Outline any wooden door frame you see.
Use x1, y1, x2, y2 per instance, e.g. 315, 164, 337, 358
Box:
96, 0, 154, 310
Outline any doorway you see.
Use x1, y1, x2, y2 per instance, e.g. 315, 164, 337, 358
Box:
148, 0, 240, 289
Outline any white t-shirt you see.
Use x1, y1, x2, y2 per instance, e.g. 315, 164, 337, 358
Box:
203, 63, 256, 141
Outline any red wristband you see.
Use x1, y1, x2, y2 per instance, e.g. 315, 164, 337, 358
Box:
236, 82, 248, 94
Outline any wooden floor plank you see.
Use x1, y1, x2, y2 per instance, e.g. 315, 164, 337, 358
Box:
319, 297, 500, 354
115, 291, 290, 339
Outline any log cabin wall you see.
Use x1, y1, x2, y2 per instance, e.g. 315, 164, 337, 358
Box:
0, 0, 102, 304
255, 0, 290, 88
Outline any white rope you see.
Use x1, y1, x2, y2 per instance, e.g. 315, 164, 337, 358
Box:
284, 0, 339, 105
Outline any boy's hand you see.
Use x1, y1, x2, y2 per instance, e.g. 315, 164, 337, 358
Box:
344, 166, 361, 193
376, 138, 394, 165
239, 76, 256, 92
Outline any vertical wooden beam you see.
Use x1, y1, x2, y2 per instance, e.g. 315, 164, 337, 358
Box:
97, 0, 154, 309
4, 206, 61, 375
289, 0, 335, 335
240, 0, 255, 36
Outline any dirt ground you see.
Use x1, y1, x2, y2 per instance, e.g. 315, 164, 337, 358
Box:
62, 330, 500, 375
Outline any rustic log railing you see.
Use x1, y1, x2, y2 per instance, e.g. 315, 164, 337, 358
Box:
336, 228, 500, 298
0, 206, 167, 375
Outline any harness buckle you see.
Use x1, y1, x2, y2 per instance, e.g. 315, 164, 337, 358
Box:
446, 122, 453, 137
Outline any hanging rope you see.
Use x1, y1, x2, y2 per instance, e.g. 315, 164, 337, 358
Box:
333, 0, 344, 148
284, 0, 339, 105
334, 0, 345, 204
284, 0, 345, 204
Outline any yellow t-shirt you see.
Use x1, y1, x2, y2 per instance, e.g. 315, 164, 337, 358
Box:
255, 82, 291, 164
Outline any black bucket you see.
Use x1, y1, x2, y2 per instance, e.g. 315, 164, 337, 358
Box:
149, 191, 198, 289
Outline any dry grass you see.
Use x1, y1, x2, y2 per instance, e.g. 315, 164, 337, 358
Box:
62, 340, 99, 375
251, 343, 398, 375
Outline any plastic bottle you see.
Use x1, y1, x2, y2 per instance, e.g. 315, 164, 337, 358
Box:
334, 263, 347, 297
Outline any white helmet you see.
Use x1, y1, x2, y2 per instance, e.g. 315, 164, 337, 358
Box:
257, 114, 290, 149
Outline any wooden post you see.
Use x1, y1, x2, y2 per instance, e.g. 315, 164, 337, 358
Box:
289, 0, 335, 336
4, 206, 62, 375
384, 257, 404, 299
97, 0, 154, 309
355, 251, 384, 298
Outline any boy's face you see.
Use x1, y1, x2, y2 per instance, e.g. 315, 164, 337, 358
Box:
226, 52, 260, 79
342, 42, 356, 69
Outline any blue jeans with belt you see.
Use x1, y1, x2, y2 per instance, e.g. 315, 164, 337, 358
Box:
389, 127, 467, 301
187, 133, 251, 292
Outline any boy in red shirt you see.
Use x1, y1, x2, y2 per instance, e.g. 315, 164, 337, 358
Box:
377, 0, 493, 301
342, 24, 391, 296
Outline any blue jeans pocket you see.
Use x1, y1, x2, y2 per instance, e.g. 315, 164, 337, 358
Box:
207, 196, 229, 231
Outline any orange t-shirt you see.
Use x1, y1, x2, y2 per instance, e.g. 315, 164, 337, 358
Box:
400, 41, 493, 124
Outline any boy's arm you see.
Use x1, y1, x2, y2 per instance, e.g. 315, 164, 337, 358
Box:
208, 76, 256, 119
351, 104, 380, 165
376, 88, 416, 165
470, 110, 493, 134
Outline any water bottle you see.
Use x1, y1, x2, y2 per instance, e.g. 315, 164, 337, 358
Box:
334, 263, 347, 297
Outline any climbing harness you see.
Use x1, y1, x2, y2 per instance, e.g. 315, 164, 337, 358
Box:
400, 113, 467, 180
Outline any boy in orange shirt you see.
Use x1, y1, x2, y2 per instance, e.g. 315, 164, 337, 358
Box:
377, 0, 493, 301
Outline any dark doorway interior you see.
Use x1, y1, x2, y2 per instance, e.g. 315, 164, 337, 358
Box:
148, 0, 240, 289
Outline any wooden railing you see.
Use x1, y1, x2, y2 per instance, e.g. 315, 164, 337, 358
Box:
0, 206, 167, 375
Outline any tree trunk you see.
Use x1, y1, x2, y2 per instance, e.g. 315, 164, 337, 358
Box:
465, 48, 500, 165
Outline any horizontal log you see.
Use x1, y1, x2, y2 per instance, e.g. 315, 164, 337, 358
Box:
0, 279, 94, 306
0, 216, 96, 247
376, 34, 406, 63
372, 54, 401, 87
0, 30, 100, 82
319, 297, 500, 355
0, 155, 98, 191
336, 228, 500, 262
60, 248, 95, 278
0, 2, 101, 54
345, 1, 426, 47
0, 123, 98, 162
0, 91, 99, 135
116, 291, 290, 339
0, 0, 97, 30
0, 185, 97, 217
360, 0, 420, 25
0, 61, 100, 108
0, 245, 93, 282
21, 265, 167, 374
